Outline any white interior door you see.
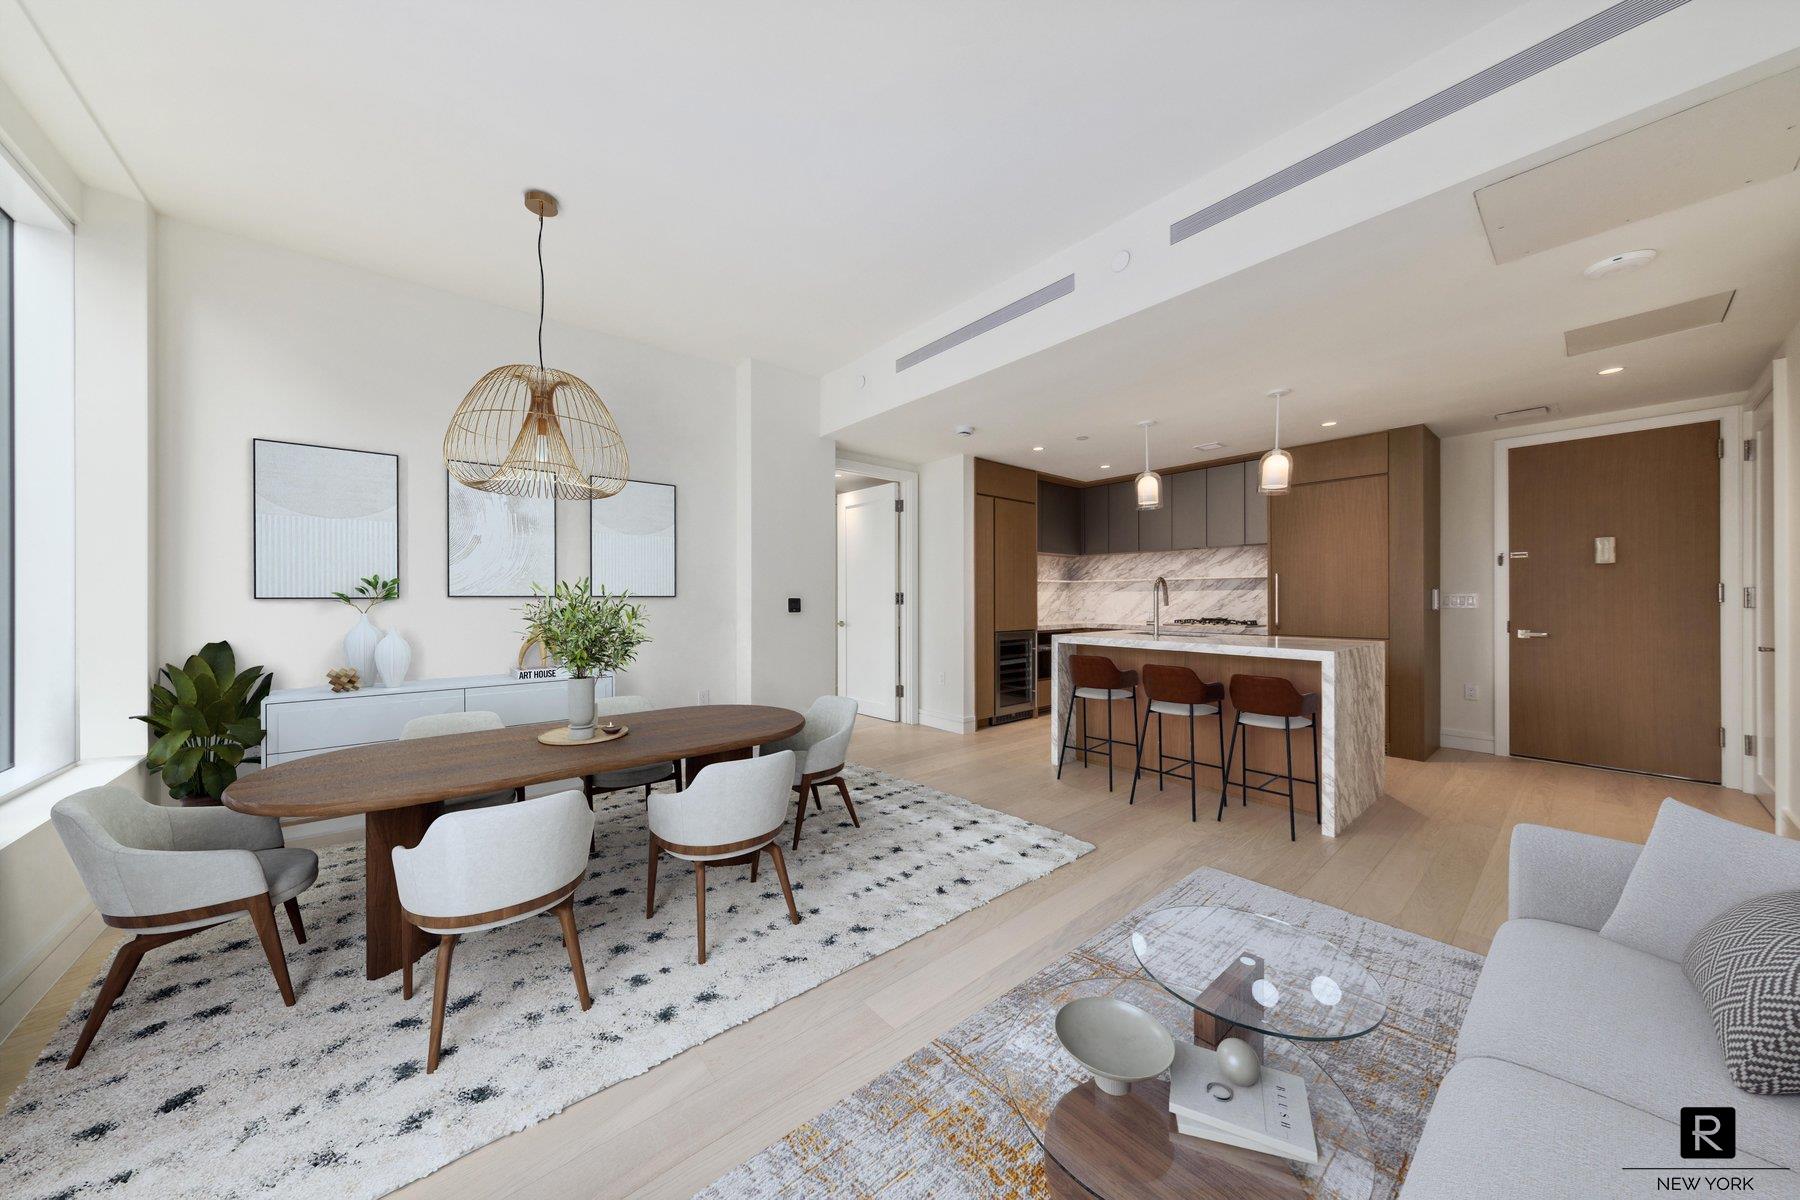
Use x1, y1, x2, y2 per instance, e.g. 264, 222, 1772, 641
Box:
1751, 401, 1778, 802
838, 483, 899, 721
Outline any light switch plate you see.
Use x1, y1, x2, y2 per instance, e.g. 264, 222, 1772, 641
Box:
1463, 684, 1479, 701
1595, 536, 1616, 564
1445, 593, 1480, 609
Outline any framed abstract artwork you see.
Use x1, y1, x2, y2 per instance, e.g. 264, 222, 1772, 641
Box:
446, 473, 557, 597
252, 439, 399, 599
591, 479, 676, 597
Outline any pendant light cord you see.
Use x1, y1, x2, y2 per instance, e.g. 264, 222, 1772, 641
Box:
536, 213, 546, 372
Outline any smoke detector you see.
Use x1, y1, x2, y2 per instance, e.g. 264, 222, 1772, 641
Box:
953, 425, 976, 437
1582, 249, 1656, 280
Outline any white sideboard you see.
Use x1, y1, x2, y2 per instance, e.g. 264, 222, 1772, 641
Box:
260, 673, 617, 767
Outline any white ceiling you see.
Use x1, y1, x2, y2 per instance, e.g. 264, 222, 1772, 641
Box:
832, 142, 1800, 478
7, 0, 1520, 372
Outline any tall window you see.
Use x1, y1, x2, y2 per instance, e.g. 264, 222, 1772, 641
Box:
0, 204, 12, 775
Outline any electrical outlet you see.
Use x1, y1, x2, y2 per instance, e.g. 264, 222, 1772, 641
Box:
1445, 593, 1479, 609
1463, 684, 1479, 702
698, 688, 711, 705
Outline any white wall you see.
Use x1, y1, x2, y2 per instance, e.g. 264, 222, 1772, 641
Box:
1438, 393, 1745, 753
733, 359, 836, 711
155, 219, 740, 708
917, 454, 973, 732
1775, 328, 1800, 837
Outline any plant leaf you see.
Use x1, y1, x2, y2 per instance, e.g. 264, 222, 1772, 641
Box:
198, 641, 236, 683
199, 758, 234, 801
147, 728, 190, 767
169, 667, 199, 708
162, 746, 204, 787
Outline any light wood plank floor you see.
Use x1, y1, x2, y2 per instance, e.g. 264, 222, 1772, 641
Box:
1, 716, 1774, 1198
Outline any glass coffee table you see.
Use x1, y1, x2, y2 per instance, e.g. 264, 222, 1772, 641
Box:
1130, 905, 1388, 1060
989, 976, 1377, 1200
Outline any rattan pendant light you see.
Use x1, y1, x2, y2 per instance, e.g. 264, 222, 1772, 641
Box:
444, 190, 628, 500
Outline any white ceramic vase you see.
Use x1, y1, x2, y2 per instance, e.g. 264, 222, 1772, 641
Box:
343, 613, 381, 680
373, 627, 411, 688
567, 675, 597, 738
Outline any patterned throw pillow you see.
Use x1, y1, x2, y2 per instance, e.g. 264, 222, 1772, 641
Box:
1682, 890, 1800, 1095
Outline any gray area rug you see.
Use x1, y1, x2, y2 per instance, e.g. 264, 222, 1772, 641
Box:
0, 766, 1091, 1200
698, 868, 1485, 1199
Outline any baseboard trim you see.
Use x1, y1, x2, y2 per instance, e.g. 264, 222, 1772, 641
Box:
0, 902, 100, 1045
1439, 728, 1497, 755
918, 708, 975, 735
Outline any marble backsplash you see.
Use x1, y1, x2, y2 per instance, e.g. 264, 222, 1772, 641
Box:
1039, 546, 1268, 628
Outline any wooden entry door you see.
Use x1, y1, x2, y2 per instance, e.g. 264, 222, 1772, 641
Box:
1508, 422, 1720, 781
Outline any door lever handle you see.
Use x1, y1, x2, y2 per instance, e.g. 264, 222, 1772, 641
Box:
1515, 628, 1549, 639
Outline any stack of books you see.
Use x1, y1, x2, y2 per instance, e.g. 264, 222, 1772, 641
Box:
1166, 1041, 1318, 1164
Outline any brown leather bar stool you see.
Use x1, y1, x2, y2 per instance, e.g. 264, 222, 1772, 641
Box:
1130, 664, 1226, 821
1218, 674, 1321, 841
1056, 654, 1140, 792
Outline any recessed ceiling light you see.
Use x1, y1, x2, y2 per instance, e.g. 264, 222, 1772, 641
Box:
1597, 365, 1625, 375
1193, 441, 1224, 451
1110, 249, 1132, 273
1099, 464, 1111, 470
1321, 420, 1338, 427
1582, 249, 1657, 280
834, 471, 844, 478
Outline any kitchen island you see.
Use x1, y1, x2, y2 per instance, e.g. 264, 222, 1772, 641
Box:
1050, 632, 1385, 836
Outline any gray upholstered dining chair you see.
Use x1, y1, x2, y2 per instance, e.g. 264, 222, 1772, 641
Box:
391, 788, 594, 1072
584, 695, 681, 801
764, 695, 860, 849
400, 710, 524, 810
645, 751, 800, 964
50, 785, 319, 1068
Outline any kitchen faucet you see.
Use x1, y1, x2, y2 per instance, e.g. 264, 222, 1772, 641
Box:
1151, 576, 1171, 639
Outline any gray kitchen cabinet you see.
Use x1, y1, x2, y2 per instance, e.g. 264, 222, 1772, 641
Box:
1244, 465, 1269, 545
1205, 462, 1247, 547
1080, 484, 1109, 554
1171, 468, 1207, 550
1037, 481, 1082, 555
1138, 483, 1173, 550
1107, 481, 1138, 554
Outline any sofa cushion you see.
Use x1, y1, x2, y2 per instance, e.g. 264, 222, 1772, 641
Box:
1684, 890, 1800, 1095
1458, 919, 1800, 1166
1600, 798, 1800, 961
1399, 1058, 1783, 1200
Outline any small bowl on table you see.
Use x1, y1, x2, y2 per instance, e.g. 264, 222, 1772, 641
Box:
1054, 996, 1175, 1096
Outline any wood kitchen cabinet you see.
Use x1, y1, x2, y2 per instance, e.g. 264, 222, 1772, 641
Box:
1171, 468, 1207, 549
1268, 474, 1389, 639
975, 459, 1039, 725
1080, 485, 1109, 554
1107, 481, 1138, 553
993, 497, 1037, 631
1205, 461, 1247, 547
1037, 481, 1082, 555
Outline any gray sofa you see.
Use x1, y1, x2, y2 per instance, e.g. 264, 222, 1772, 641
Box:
1401, 821, 1800, 1198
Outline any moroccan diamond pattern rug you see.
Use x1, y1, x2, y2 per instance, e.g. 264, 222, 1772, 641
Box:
1, 766, 1091, 1200
698, 868, 1485, 1200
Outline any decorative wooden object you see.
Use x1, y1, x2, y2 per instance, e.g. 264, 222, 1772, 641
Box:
538, 723, 628, 746
1189, 949, 1267, 1055
326, 667, 361, 692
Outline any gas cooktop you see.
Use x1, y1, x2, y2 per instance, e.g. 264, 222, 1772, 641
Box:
1171, 616, 1260, 628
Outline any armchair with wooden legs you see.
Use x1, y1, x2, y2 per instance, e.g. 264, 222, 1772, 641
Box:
391, 789, 595, 1073
644, 751, 800, 965
50, 785, 319, 1068
762, 695, 860, 850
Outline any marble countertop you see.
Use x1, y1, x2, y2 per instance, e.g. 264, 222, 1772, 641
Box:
1038, 622, 1270, 635
1048, 631, 1380, 661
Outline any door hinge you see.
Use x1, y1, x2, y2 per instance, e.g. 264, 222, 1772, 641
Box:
1719, 582, 1726, 603
1718, 437, 1725, 460
1744, 586, 1756, 609
895, 683, 904, 698
1720, 726, 1727, 749
1744, 733, 1756, 757
896, 591, 904, 605
1744, 439, 1756, 462
894, 498, 904, 513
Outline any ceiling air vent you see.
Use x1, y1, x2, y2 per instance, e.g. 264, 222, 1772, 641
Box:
1170, 0, 1692, 246
1494, 406, 1553, 423
895, 274, 1075, 372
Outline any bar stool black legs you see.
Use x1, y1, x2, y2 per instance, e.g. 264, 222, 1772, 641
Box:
1055, 654, 1140, 794
1215, 675, 1322, 842
1128, 664, 1226, 821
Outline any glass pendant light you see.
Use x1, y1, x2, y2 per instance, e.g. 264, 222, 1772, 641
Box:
1134, 419, 1163, 510
1259, 388, 1293, 496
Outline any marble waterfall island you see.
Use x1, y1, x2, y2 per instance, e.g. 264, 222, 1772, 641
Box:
1050, 633, 1384, 836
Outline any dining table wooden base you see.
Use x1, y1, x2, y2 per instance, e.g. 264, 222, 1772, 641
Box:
365, 803, 443, 980
223, 705, 807, 984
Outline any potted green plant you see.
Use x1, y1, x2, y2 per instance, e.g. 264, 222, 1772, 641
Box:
520, 579, 651, 737
134, 641, 272, 804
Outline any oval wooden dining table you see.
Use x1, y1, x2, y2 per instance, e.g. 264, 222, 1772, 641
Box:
223, 704, 805, 980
